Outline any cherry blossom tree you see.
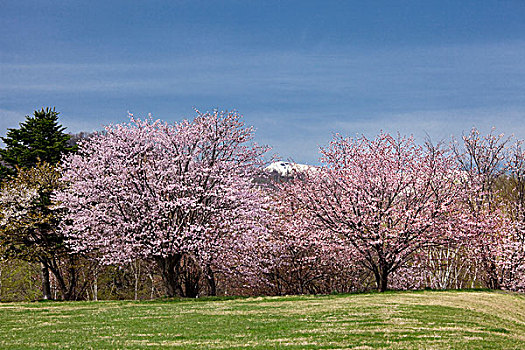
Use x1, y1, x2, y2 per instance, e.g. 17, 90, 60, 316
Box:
261, 189, 365, 295
55, 110, 269, 297
452, 128, 510, 207
498, 140, 525, 291
280, 133, 468, 292
452, 128, 516, 289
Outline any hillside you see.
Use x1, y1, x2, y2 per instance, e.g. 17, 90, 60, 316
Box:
0, 290, 524, 349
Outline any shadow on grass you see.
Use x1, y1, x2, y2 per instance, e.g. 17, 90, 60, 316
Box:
3, 287, 517, 305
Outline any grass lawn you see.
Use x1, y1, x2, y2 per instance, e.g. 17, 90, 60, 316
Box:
0, 290, 524, 349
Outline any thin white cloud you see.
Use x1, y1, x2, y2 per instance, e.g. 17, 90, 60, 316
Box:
251, 106, 525, 164
1, 41, 524, 97
1, 41, 525, 163
331, 106, 525, 140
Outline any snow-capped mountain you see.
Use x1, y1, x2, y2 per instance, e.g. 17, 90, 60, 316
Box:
264, 161, 312, 177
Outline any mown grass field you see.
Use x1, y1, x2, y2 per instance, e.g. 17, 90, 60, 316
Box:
0, 290, 524, 349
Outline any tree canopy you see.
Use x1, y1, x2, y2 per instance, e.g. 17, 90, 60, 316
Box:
0, 107, 75, 179
56, 111, 270, 297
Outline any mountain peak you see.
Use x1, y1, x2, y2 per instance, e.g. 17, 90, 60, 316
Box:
264, 161, 312, 177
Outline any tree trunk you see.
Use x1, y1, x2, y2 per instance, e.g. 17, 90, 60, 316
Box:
206, 265, 217, 296
55, 270, 68, 300
93, 265, 98, 301
374, 266, 389, 292
148, 272, 155, 299
155, 255, 183, 297
379, 270, 389, 292
41, 263, 52, 300
133, 260, 140, 301
47, 258, 77, 301
487, 261, 501, 290
181, 255, 200, 298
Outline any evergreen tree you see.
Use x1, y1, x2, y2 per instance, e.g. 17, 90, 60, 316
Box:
0, 107, 78, 299
0, 107, 75, 179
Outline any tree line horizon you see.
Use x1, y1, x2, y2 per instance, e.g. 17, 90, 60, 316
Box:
0, 107, 523, 301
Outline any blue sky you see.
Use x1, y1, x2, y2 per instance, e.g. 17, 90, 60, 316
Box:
1, 0, 525, 164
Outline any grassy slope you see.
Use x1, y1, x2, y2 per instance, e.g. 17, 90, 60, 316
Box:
0, 290, 524, 349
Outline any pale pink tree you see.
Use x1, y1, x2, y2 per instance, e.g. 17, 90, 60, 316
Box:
280, 133, 469, 292
498, 140, 525, 290
452, 128, 510, 207
452, 127, 516, 289
261, 188, 366, 295
189, 191, 274, 296
55, 110, 269, 297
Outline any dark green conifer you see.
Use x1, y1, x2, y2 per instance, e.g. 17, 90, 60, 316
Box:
0, 107, 75, 179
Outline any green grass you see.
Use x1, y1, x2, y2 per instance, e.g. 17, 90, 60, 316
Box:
1, 290, 524, 349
